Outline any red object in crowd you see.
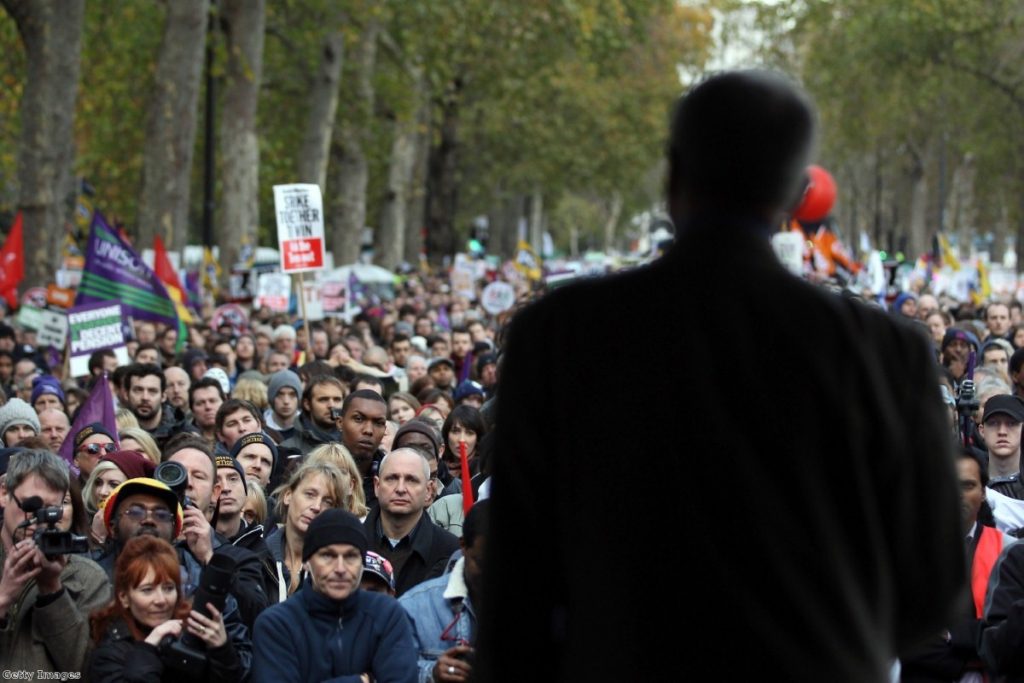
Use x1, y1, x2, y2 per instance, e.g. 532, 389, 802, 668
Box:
153, 234, 186, 293
0, 212, 24, 309
460, 440, 474, 516
793, 165, 837, 223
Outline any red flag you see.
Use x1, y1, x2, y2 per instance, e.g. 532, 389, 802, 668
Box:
153, 235, 185, 292
154, 235, 193, 325
460, 441, 474, 516
0, 212, 24, 308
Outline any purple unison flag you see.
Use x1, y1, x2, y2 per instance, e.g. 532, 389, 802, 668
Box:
75, 211, 179, 330
59, 374, 119, 476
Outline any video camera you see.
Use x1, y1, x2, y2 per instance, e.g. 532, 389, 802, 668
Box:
16, 495, 89, 559
160, 553, 236, 676
957, 350, 981, 447
154, 460, 194, 509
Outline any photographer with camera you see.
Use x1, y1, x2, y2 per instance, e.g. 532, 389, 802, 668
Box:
87, 535, 242, 682
161, 433, 270, 629
0, 449, 110, 673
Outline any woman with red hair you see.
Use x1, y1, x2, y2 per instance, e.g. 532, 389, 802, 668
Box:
87, 536, 242, 682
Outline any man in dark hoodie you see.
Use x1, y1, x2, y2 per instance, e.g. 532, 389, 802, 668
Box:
215, 453, 277, 601
279, 375, 345, 456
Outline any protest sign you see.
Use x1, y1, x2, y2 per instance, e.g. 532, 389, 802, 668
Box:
481, 281, 516, 315
68, 301, 128, 376
274, 184, 325, 273
450, 256, 477, 301
302, 281, 324, 321
21, 287, 47, 309
37, 310, 68, 349
321, 279, 347, 317
211, 304, 249, 335
17, 304, 44, 330
257, 272, 292, 312
771, 231, 805, 276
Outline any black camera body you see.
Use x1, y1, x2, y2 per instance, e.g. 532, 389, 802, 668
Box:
19, 497, 88, 558
330, 406, 344, 420
159, 553, 237, 676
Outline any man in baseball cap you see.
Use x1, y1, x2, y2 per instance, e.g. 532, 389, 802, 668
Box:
981, 395, 1024, 501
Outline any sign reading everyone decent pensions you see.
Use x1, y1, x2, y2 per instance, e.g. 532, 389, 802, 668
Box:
68, 301, 128, 376
274, 184, 325, 273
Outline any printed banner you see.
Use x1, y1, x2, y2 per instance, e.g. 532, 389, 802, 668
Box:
68, 301, 129, 377
76, 212, 180, 333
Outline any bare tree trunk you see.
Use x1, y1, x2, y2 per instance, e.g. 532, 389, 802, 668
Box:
495, 193, 524, 260
425, 78, 462, 265
329, 20, 379, 267
218, 0, 265, 273
297, 30, 344, 190
2, 0, 84, 290
137, 0, 210, 252
375, 117, 417, 271
602, 193, 622, 253
529, 189, 544, 255
946, 153, 977, 247
403, 78, 432, 266
907, 152, 930, 260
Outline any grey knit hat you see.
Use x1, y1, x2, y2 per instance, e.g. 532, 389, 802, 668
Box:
267, 369, 302, 405
0, 398, 41, 439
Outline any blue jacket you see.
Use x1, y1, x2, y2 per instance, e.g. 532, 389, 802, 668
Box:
252, 579, 417, 683
398, 558, 476, 683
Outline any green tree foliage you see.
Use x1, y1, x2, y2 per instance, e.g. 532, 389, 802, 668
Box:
2, 0, 712, 262
733, 0, 1024, 258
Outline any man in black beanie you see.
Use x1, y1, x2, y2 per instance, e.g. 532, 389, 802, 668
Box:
251, 509, 417, 683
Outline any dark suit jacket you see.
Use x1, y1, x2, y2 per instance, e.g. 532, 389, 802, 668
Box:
477, 216, 965, 682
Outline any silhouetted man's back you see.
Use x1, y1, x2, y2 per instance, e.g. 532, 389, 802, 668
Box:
478, 70, 964, 682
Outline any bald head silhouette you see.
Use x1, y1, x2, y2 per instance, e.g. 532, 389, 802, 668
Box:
667, 70, 816, 224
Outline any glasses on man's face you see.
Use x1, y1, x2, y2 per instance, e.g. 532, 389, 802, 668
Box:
120, 505, 176, 524
79, 442, 117, 456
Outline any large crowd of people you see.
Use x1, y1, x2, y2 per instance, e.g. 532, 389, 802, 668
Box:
0, 276, 500, 681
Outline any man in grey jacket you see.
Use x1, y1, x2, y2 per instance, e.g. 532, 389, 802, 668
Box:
0, 449, 110, 674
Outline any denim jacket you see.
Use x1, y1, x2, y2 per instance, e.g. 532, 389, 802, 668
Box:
398, 557, 476, 683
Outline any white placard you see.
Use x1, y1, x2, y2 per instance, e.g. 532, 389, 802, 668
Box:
302, 281, 324, 321
37, 311, 68, 349
258, 272, 292, 312
481, 281, 516, 315
450, 263, 476, 301
274, 184, 325, 273
771, 231, 805, 276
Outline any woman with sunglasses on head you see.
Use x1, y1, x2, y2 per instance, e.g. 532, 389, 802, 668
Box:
88, 535, 242, 682
71, 422, 119, 486
83, 450, 156, 549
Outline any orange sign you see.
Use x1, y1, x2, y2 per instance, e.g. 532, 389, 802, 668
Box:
46, 284, 75, 308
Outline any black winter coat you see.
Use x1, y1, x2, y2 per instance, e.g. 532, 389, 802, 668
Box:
87, 618, 243, 683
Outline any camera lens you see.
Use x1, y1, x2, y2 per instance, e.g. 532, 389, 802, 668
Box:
155, 461, 188, 490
